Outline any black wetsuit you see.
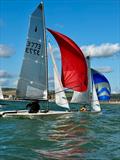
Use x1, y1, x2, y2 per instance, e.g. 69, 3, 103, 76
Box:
26, 101, 40, 113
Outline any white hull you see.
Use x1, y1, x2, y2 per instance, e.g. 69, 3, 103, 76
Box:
0, 110, 72, 118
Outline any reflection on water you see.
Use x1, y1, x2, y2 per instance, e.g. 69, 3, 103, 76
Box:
33, 113, 94, 159
0, 104, 120, 160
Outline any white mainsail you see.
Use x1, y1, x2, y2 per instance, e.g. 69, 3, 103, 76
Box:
71, 56, 90, 104
48, 43, 69, 110
91, 80, 101, 112
0, 87, 4, 99
16, 2, 48, 100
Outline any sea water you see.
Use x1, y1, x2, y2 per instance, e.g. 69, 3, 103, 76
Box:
0, 103, 120, 160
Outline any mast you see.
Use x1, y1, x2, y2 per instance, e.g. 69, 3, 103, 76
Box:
87, 56, 91, 104
42, 2, 48, 100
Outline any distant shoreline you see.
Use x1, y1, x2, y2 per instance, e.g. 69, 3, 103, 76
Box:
100, 101, 120, 104
1, 88, 120, 104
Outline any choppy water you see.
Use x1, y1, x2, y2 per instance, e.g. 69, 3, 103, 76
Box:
0, 103, 120, 160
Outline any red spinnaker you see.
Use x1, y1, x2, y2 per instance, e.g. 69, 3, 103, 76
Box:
47, 28, 88, 92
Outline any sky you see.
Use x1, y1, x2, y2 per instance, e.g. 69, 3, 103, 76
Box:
0, 0, 120, 93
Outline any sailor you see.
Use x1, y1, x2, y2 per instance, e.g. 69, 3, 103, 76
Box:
80, 105, 88, 112
26, 100, 40, 113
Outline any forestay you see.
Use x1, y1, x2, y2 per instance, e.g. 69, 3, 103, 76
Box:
16, 2, 48, 100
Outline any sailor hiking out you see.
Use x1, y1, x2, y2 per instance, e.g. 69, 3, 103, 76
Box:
26, 101, 40, 113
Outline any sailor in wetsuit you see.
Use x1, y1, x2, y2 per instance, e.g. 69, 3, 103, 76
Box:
26, 101, 40, 113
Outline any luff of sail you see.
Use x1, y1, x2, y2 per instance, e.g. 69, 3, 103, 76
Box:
91, 69, 111, 101
47, 28, 88, 92
71, 56, 91, 104
48, 43, 69, 110
16, 2, 48, 100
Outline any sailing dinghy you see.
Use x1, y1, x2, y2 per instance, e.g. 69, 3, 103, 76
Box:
91, 68, 111, 112
0, 3, 69, 117
0, 2, 88, 118
71, 56, 111, 112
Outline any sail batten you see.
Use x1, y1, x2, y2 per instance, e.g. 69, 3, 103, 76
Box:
16, 2, 48, 100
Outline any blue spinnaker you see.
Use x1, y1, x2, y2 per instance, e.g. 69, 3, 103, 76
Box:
91, 69, 111, 101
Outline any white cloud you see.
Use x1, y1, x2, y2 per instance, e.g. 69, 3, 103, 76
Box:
47, 45, 60, 55
81, 43, 120, 57
112, 88, 120, 94
47, 45, 60, 59
95, 67, 112, 73
47, 43, 120, 59
0, 78, 18, 88
0, 79, 9, 86
12, 79, 18, 87
0, 70, 13, 78
0, 44, 15, 57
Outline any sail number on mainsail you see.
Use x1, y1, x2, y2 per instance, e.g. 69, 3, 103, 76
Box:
25, 40, 41, 56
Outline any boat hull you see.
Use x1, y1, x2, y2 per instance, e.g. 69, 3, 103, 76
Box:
0, 110, 73, 118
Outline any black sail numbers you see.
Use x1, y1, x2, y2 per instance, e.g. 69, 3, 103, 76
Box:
25, 40, 41, 56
